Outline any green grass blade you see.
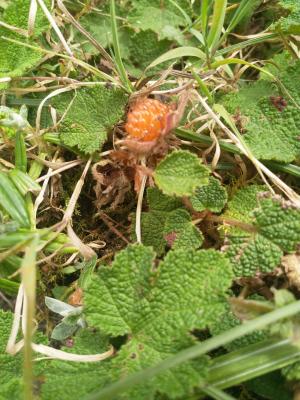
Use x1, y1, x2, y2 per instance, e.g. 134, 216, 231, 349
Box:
216, 33, 278, 56
167, 0, 191, 25
0, 171, 30, 227
207, 0, 228, 50
8, 169, 41, 196
208, 338, 300, 389
225, 0, 259, 35
176, 128, 300, 178
83, 300, 300, 400
209, 57, 275, 79
15, 131, 27, 173
147, 46, 205, 70
110, 0, 132, 93
0, 278, 19, 295
201, 0, 209, 38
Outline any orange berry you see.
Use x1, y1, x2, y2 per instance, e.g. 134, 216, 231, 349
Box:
125, 98, 170, 142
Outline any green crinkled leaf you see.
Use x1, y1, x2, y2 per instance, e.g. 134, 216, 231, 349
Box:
134, 188, 180, 255
0, 310, 23, 400
223, 184, 267, 236
282, 360, 300, 381
163, 209, 203, 251
210, 297, 268, 352
223, 188, 300, 277
139, 210, 167, 255
154, 150, 210, 197
227, 234, 283, 277
0, 0, 49, 84
147, 187, 182, 211
222, 61, 300, 162
254, 196, 300, 253
85, 245, 155, 337
125, 30, 172, 77
190, 176, 228, 213
0, 309, 47, 400
41, 329, 111, 400
84, 244, 233, 399
273, 0, 300, 34
128, 0, 191, 41
53, 86, 127, 154
136, 188, 203, 255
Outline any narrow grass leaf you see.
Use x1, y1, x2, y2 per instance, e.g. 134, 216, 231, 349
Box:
201, 0, 209, 38
207, 0, 228, 50
9, 169, 41, 196
110, 0, 132, 92
15, 131, 27, 173
147, 46, 205, 70
0, 171, 30, 227
225, 0, 259, 35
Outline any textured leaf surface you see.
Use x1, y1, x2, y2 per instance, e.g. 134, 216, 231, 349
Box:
137, 188, 203, 255
273, 0, 300, 34
0, 0, 49, 84
41, 330, 111, 400
223, 185, 267, 236
222, 61, 300, 162
0, 310, 47, 400
190, 177, 228, 213
84, 244, 233, 399
125, 30, 172, 76
224, 188, 300, 277
154, 150, 210, 196
163, 209, 203, 251
53, 86, 127, 153
128, 0, 191, 41
0, 310, 23, 400
210, 297, 268, 352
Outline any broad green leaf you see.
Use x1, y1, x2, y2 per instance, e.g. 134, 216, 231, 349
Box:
190, 176, 228, 213
0, 310, 47, 400
128, 0, 191, 41
210, 296, 268, 352
273, 0, 300, 34
40, 330, 111, 400
163, 209, 203, 250
0, 0, 49, 85
154, 150, 210, 197
223, 187, 300, 276
53, 86, 127, 154
221, 61, 300, 162
136, 188, 203, 255
126, 30, 172, 77
0, 171, 30, 227
84, 244, 233, 399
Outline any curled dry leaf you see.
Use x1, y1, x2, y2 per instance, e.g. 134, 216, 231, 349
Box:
282, 253, 300, 290
92, 157, 134, 210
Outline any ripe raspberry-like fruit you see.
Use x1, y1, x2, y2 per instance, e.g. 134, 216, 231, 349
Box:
125, 98, 170, 142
